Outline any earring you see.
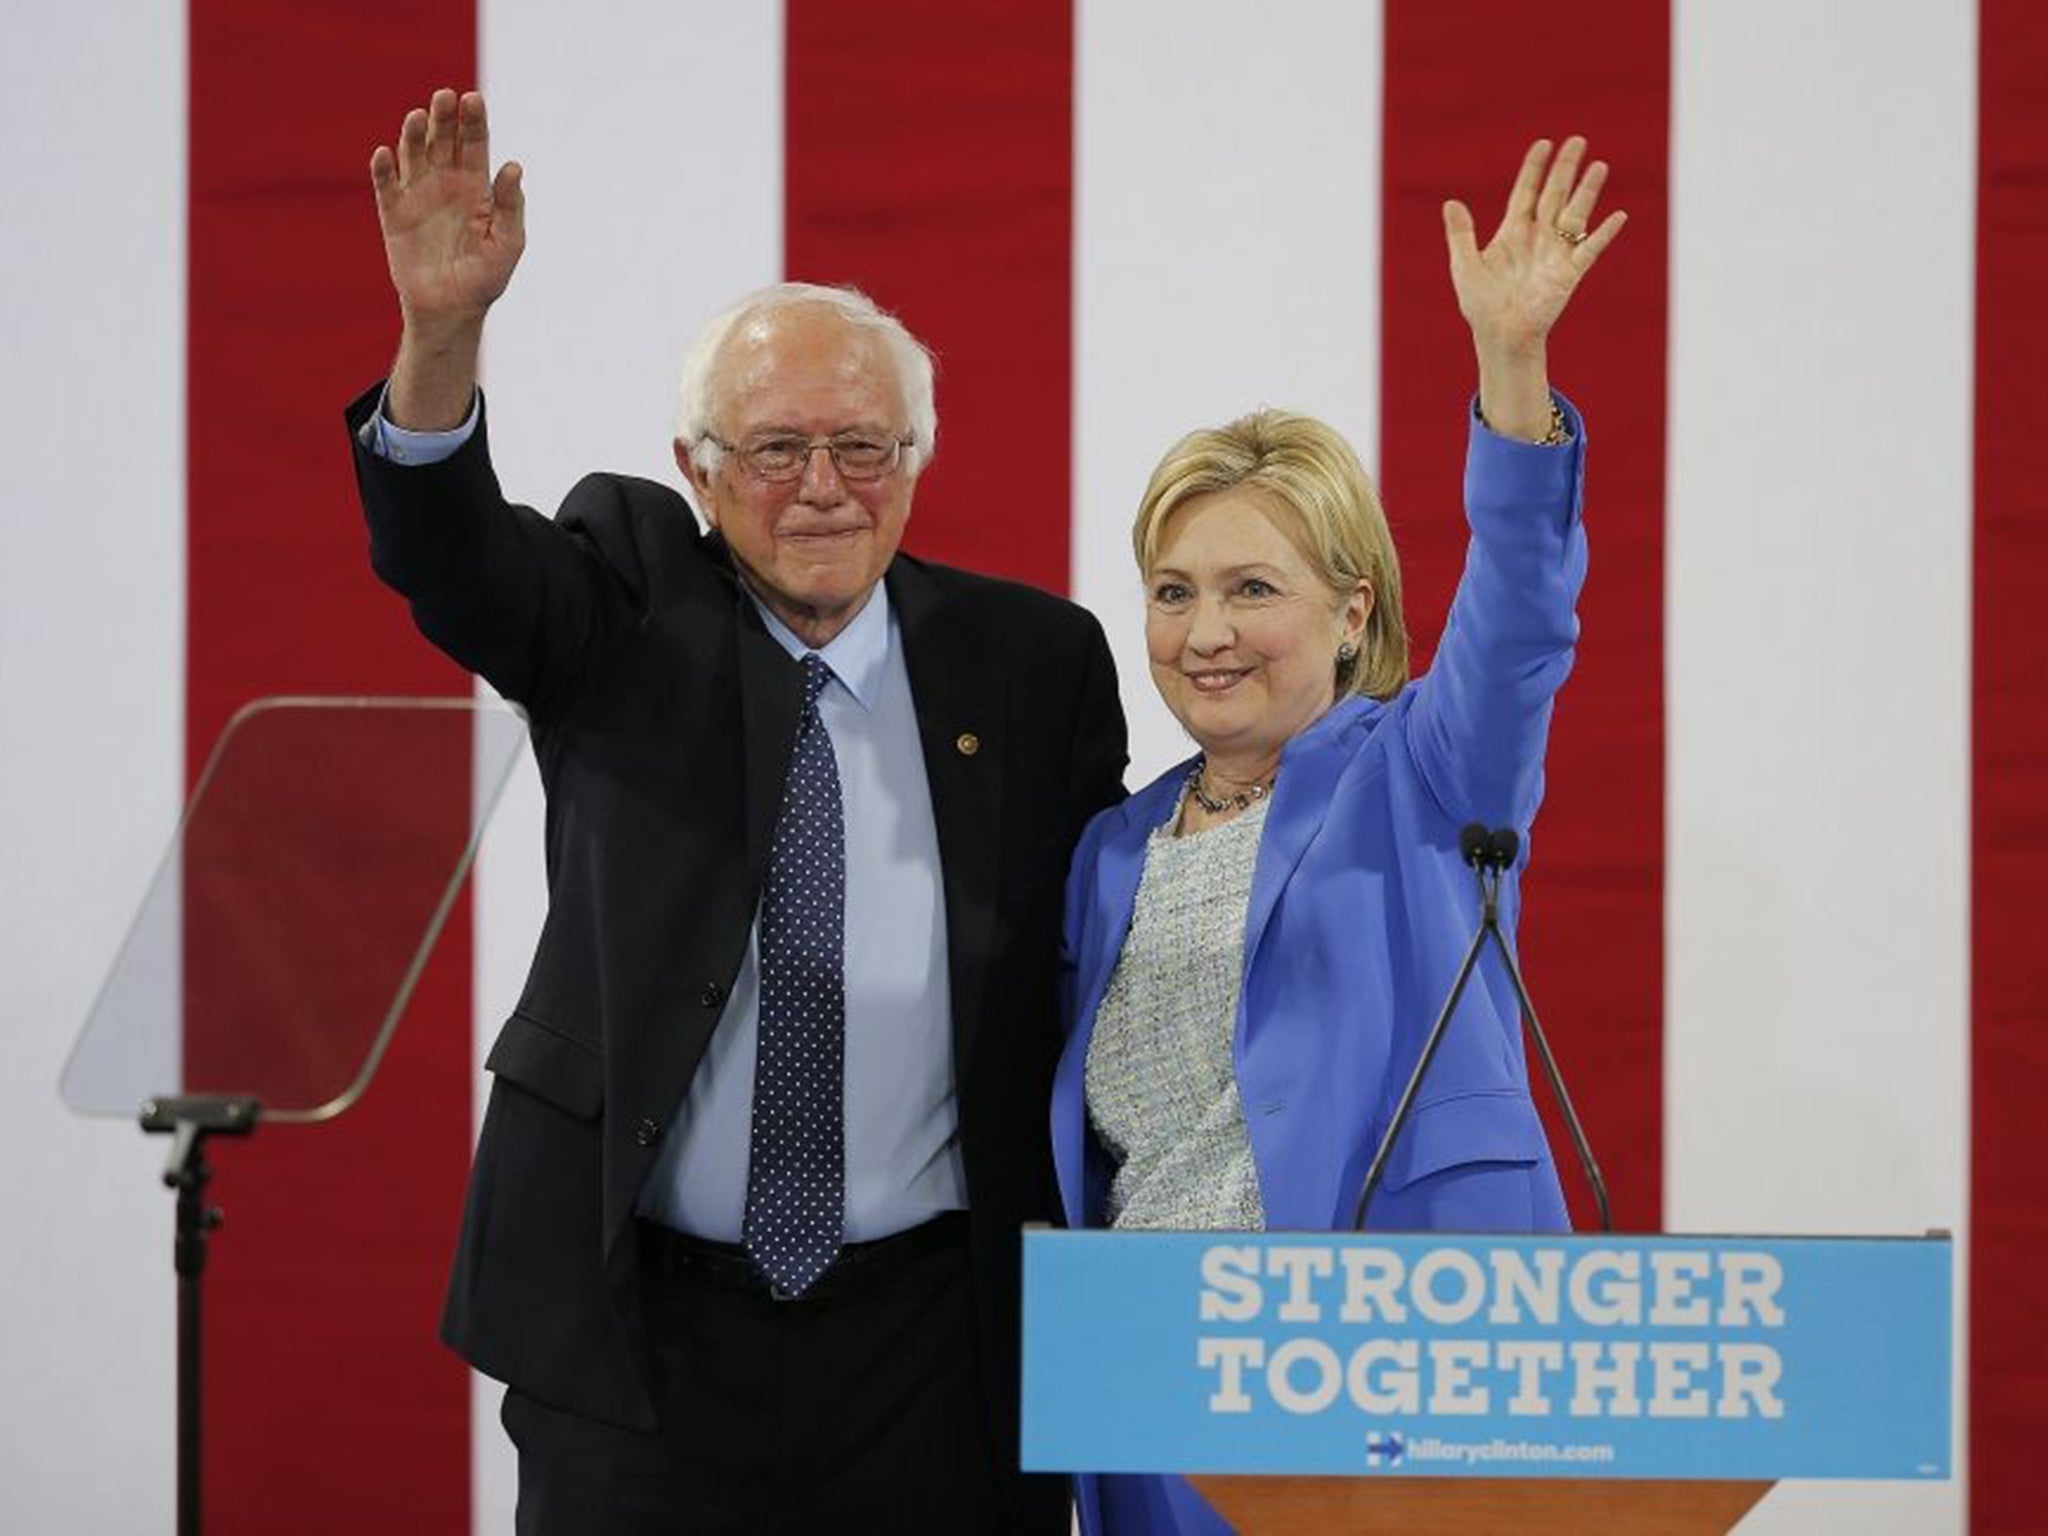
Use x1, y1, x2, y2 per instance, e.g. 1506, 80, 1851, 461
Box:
1337, 641, 1358, 663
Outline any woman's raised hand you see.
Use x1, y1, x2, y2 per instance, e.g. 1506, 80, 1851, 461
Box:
1443, 137, 1625, 439
1444, 136, 1624, 357
370, 89, 525, 332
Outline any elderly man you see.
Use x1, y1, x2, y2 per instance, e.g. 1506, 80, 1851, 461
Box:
349, 90, 1126, 1534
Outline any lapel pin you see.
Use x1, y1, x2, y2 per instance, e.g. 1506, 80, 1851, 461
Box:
955, 732, 980, 757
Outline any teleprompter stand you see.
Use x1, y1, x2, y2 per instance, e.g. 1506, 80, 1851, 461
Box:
141, 1094, 258, 1536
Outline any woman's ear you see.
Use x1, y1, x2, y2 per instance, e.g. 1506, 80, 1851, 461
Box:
1344, 579, 1374, 646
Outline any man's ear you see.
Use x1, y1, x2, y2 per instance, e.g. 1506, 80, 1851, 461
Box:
675, 439, 718, 524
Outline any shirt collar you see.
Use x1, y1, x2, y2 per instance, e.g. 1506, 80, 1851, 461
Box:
746, 581, 891, 714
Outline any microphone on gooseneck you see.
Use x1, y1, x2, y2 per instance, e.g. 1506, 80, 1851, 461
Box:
1350, 824, 1612, 1232
1459, 822, 1519, 871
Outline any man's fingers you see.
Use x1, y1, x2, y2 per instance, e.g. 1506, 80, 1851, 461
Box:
493, 161, 526, 242
458, 91, 490, 176
424, 87, 460, 169
370, 144, 402, 213
391, 90, 492, 195
1535, 134, 1586, 226
396, 107, 428, 184
1497, 138, 1551, 239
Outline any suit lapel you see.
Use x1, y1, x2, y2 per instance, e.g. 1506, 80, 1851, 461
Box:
1074, 778, 1177, 1037
1241, 698, 1374, 972
889, 559, 1005, 1081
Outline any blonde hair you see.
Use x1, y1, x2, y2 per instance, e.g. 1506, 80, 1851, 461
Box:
1132, 409, 1408, 700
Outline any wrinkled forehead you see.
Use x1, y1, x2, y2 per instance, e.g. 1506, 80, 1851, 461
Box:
710, 304, 905, 433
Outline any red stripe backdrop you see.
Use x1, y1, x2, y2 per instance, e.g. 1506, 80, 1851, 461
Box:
785, 0, 1074, 591
1382, 0, 1670, 1233
187, 4, 476, 1528
1971, 1, 2048, 1526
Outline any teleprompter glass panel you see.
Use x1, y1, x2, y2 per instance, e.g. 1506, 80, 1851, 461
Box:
59, 697, 528, 1123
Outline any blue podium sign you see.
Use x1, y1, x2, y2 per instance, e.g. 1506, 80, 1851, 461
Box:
1021, 1230, 1950, 1481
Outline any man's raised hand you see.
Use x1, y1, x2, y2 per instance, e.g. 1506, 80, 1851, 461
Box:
372, 89, 523, 430
371, 88, 525, 332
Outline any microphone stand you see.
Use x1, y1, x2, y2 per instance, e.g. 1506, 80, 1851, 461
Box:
1349, 825, 1611, 1232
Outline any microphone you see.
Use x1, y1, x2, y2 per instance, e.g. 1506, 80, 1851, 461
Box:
1459, 822, 1519, 871
1350, 824, 1612, 1232
1458, 823, 1490, 866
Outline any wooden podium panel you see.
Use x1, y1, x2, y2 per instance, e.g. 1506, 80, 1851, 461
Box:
1188, 1474, 1773, 1534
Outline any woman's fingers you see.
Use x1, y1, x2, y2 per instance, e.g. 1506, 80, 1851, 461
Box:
1534, 135, 1586, 229
1442, 199, 1481, 263
1496, 138, 1552, 241
1571, 209, 1629, 270
1556, 158, 1608, 236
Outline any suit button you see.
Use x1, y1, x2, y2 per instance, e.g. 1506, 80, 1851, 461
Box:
634, 1118, 663, 1148
699, 982, 725, 1008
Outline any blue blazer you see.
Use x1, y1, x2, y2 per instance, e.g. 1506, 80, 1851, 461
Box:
1051, 403, 1590, 1535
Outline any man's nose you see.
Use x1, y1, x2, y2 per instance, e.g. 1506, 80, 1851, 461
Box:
797, 443, 848, 500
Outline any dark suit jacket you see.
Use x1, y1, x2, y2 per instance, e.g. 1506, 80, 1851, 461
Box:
346, 386, 1126, 1518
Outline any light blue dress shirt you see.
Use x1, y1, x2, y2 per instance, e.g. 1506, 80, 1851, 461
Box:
641, 587, 964, 1240
366, 395, 966, 1242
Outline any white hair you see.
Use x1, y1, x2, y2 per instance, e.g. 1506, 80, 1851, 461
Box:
674, 282, 938, 477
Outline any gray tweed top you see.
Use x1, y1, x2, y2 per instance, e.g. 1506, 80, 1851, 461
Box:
1085, 795, 1269, 1230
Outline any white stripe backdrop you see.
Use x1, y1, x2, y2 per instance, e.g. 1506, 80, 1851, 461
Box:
1074, 0, 1386, 787
1665, 3, 1975, 1529
0, 5, 184, 1532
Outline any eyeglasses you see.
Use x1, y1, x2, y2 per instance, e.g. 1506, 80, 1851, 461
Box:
703, 431, 914, 483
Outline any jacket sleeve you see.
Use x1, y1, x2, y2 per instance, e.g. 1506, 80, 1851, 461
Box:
346, 381, 645, 719
1403, 394, 1590, 833
1059, 811, 1109, 1041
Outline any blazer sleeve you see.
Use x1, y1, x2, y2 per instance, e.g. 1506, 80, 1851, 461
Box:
346, 382, 643, 719
1403, 394, 1590, 832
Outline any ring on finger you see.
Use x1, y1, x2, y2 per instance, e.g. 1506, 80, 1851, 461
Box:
1554, 225, 1590, 246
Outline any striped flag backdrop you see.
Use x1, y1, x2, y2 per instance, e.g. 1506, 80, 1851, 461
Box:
4, 3, 2041, 1531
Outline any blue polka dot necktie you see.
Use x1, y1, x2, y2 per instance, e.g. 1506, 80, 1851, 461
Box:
743, 652, 846, 1298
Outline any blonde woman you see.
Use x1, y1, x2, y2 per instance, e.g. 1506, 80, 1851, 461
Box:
1052, 137, 1625, 1536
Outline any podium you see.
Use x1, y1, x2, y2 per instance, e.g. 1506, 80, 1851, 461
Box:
1021, 1229, 1950, 1534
